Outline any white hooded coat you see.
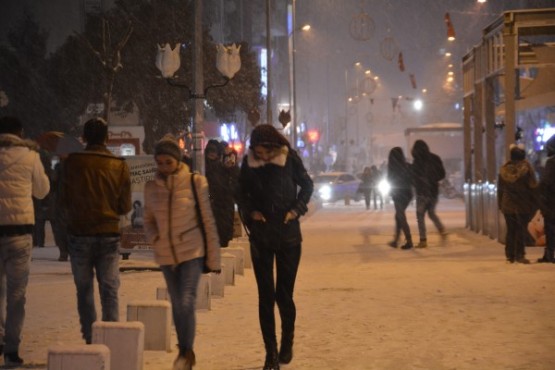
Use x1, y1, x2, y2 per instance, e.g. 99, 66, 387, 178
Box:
0, 134, 50, 225
143, 163, 221, 270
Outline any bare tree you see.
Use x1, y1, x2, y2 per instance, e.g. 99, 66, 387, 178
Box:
75, 18, 133, 122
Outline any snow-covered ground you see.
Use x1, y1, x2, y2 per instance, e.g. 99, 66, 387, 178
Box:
12, 198, 555, 369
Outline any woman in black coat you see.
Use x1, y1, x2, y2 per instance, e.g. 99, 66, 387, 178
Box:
238, 124, 313, 370
387, 147, 414, 249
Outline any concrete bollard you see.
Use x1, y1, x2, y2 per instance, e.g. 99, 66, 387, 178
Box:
221, 253, 236, 286
210, 270, 225, 297
224, 247, 245, 276
196, 273, 211, 310
229, 240, 251, 269
92, 321, 144, 370
48, 344, 110, 370
127, 300, 171, 352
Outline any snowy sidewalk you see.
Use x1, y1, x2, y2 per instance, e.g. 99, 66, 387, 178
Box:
12, 198, 555, 369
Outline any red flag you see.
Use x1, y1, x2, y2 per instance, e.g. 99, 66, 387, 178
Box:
398, 52, 405, 72
409, 74, 417, 89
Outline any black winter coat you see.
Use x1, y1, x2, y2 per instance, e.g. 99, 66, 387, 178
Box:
539, 155, 555, 220
238, 147, 313, 249
205, 159, 237, 247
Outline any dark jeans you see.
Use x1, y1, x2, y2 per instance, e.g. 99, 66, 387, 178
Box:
503, 213, 529, 261
251, 243, 301, 347
416, 195, 445, 241
542, 216, 555, 261
160, 258, 203, 352
370, 187, 383, 210
393, 195, 412, 244
68, 235, 121, 343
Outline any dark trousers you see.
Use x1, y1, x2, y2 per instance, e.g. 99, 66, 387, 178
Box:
503, 213, 529, 261
542, 216, 555, 261
250, 243, 301, 348
416, 195, 445, 241
393, 195, 412, 244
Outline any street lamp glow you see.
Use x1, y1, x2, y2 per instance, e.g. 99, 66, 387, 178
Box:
413, 99, 423, 111
301, 24, 311, 31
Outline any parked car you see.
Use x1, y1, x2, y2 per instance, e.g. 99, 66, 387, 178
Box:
312, 172, 362, 203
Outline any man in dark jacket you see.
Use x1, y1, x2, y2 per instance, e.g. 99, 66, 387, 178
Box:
205, 139, 236, 247
497, 143, 538, 264
238, 124, 313, 369
59, 117, 131, 343
410, 139, 447, 248
538, 135, 555, 263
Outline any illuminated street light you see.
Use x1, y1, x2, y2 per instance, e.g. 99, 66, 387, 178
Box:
413, 99, 423, 111
289, 0, 312, 149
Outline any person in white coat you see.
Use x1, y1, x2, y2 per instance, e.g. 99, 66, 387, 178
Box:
0, 116, 49, 367
144, 135, 221, 370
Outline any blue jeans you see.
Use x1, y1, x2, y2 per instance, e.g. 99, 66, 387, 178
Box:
160, 258, 203, 352
416, 195, 445, 241
68, 235, 121, 343
0, 234, 32, 353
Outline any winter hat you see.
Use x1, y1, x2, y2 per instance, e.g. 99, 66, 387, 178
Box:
545, 134, 555, 156
154, 134, 182, 161
249, 124, 290, 149
205, 139, 223, 156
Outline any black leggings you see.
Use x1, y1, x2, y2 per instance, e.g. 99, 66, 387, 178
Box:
250, 243, 301, 347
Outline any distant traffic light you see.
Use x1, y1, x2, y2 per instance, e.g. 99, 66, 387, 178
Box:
307, 130, 320, 144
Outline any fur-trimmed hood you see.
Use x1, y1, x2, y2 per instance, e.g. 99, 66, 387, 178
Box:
0, 133, 39, 152
246, 145, 288, 168
499, 160, 534, 184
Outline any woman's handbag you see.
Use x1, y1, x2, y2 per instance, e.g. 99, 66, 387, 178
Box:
190, 173, 212, 273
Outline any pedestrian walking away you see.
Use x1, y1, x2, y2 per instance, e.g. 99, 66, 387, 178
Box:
144, 134, 221, 370
410, 139, 447, 248
358, 166, 373, 210
387, 147, 414, 250
59, 117, 132, 344
497, 143, 538, 264
536, 134, 555, 263
238, 124, 313, 370
0, 116, 50, 367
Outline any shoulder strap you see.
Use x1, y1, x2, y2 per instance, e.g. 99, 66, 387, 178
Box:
191, 173, 208, 251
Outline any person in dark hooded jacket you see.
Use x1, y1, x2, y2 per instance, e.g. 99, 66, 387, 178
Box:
497, 143, 538, 264
238, 124, 313, 370
387, 147, 414, 249
410, 139, 447, 248
537, 135, 555, 263
204, 139, 235, 247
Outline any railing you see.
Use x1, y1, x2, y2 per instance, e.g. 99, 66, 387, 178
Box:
464, 181, 506, 244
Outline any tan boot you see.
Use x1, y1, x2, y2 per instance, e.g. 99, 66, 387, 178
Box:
416, 240, 428, 248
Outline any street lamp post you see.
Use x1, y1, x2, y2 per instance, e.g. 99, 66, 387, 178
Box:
155, 0, 240, 174
289, 0, 310, 149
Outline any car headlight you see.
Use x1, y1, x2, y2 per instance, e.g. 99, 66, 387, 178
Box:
378, 179, 391, 195
318, 184, 332, 201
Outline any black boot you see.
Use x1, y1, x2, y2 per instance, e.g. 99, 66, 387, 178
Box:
263, 344, 280, 370
173, 348, 195, 370
279, 332, 294, 364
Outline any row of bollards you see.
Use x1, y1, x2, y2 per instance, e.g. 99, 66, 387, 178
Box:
46, 239, 251, 370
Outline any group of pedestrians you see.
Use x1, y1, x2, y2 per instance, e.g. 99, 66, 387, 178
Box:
358, 165, 384, 210
386, 139, 448, 250
3, 113, 554, 370
497, 138, 555, 264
